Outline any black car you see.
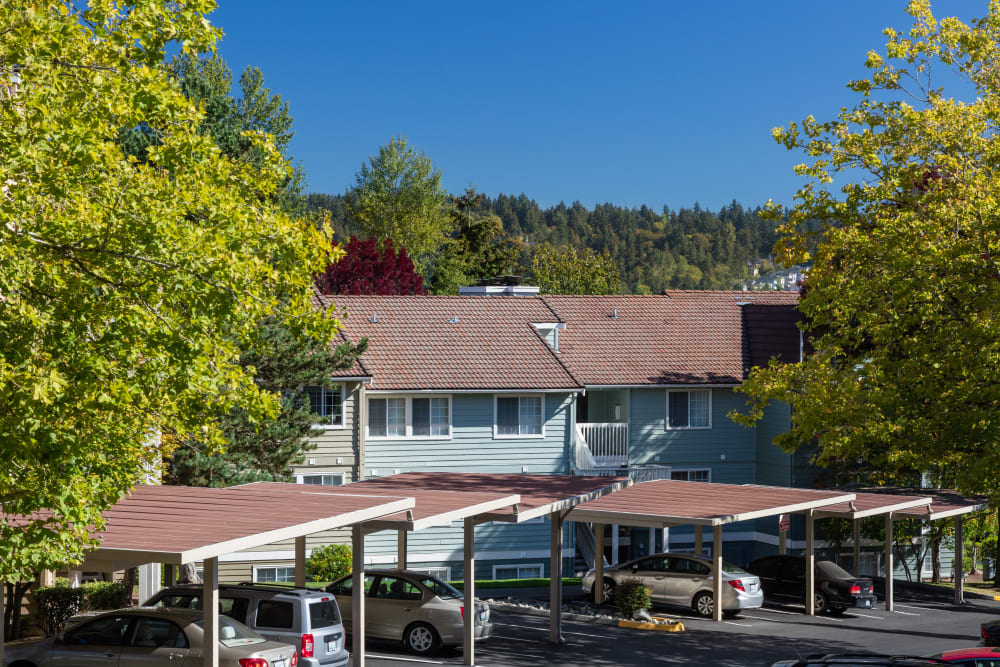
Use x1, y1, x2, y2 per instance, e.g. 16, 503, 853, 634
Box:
745, 555, 878, 614
982, 619, 1000, 646
772, 654, 947, 666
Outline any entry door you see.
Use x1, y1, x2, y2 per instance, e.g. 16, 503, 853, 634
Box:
776, 556, 806, 601
330, 574, 376, 634
664, 557, 711, 606
368, 576, 424, 639
51, 614, 132, 666
628, 557, 669, 599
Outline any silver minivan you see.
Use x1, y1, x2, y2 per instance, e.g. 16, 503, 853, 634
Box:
581, 552, 764, 618
145, 583, 347, 667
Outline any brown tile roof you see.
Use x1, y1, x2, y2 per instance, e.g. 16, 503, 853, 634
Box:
316, 294, 581, 391
543, 291, 800, 386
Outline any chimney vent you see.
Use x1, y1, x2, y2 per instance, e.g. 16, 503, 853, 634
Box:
611, 308, 619, 319
370, 313, 378, 323
448, 315, 460, 324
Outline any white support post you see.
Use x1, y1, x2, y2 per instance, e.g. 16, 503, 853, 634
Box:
69, 570, 82, 588
661, 526, 670, 553
955, 516, 965, 604
1, 578, 6, 665
463, 518, 475, 666
139, 563, 161, 605
853, 518, 861, 576
397, 530, 408, 570
202, 557, 219, 667
549, 512, 564, 644
611, 524, 619, 564
885, 513, 894, 612
295, 536, 307, 588
712, 525, 723, 622
695, 525, 703, 557
594, 523, 605, 605
805, 510, 815, 615
352, 525, 365, 667
649, 526, 656, 555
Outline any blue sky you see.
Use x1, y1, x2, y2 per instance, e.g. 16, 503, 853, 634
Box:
209, 1, 985, 211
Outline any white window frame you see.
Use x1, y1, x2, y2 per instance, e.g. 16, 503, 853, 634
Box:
295, 471, 346, 486
669, 468, 712, 483
665, 389, 712, 430
492, 394, 546, 439
366, 395, 453, 441
408, 566, 453, 581
253, 565, 295, 583
492, 563, 545, 580
307, 384, 347, 429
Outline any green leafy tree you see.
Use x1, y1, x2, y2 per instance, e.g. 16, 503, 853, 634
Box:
306, 544, 353, 582
345, 136, 452, 271
430, 189, 522, 293
732, 2, 1000, 500
0, 2, 340, 581
528, 243, 622, 294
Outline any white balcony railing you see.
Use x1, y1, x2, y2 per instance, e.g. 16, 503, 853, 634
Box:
575, 465, 672, 483
575, 422, 628, 468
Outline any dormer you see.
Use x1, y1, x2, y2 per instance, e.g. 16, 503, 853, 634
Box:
531, 322, 565, 352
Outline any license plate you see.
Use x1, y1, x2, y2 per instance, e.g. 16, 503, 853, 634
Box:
273, 659, 287, 667
328, 640, 337, 652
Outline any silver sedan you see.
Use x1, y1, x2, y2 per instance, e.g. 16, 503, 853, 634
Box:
2, 607, 298, 667
582, 552, 764, 617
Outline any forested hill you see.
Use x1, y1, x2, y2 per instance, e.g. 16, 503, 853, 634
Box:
307, 192, 783, 293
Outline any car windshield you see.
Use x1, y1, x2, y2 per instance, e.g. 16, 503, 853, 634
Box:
308, 599, 341, 628
194, 616, 266, 648
816, 561, 855, 579
419, 576, 462, 600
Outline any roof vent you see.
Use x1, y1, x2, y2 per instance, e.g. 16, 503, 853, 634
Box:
370, 313, 378, 323
611, 308, 619, 319
448, 315, 460, 324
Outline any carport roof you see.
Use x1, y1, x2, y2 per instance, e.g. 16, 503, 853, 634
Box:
831, 486, 989, 521
236, 481, 521, 531
566, 479, 856, 527
19, 484, 416, 566
812, 492, 932, 519
348, 472, 630, 522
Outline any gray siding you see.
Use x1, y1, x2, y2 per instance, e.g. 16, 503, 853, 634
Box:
754, 401, 792, 487
291, 381, 362, 483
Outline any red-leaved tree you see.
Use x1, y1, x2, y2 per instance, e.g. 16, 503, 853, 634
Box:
315, 237, 427, 295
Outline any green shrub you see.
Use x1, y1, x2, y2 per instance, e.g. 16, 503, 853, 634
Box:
82, 581, 129, 610
35, 584, 84, 636
614, 577, 651, 619
306, 544, 352, 582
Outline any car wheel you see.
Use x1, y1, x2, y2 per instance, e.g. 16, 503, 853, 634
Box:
812, 592, 829, 614
403, 622, 441, 655
594, 578, 616, 603
693, 591, 714, 618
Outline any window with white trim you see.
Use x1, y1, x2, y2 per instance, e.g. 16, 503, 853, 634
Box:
367, 396, 451, 439
670, 469, 711, 482
254, 566, 295, 583
666, 390, 711, 429
493, 563, 544, 580
306, 385, 345, 427
494, 395, 543, 438
296, 473, 346, 486
408, 566, 452, 581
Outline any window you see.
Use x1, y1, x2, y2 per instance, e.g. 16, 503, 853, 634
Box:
367, 396, 451, 439
130, 617, 188, 649
329, 574, 376, 596
666, 390, 711, 429
493, 563, 544, 580
410, 566, 452, 581
308, 599, 341, 628
253, 566, 295, 583
306, 385, 344, 427
670, 469, 711, 483
65, 615, 132, 646
494, 395, 543, 437
256, 600, 294, 629
298, 473, 345, 486
373, 576, 423, 601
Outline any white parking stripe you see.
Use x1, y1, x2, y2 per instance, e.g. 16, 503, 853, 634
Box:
847, 612, 884, 619
758, 607, 800, 615
499, 622, 621, 638
365, 654, 446, 664
724, 621, 753, 627
894, 604, 925, 610
892, 610, 920, 616
740, 614, 785, 622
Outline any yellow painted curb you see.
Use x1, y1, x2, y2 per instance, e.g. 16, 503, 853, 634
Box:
618, 617, 685, 632
993, 595, 1000, 601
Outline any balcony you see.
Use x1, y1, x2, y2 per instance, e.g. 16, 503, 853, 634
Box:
574, 422, 629, 468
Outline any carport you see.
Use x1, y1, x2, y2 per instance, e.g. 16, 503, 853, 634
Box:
0, 484, 415, 667
345, 472, 630, 655
565, 479, 856, 621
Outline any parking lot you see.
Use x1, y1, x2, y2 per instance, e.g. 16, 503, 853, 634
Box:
363, 590, 1000, 667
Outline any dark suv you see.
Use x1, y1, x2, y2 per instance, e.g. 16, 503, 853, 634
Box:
745, 555, 877, 614
145, 583, 347, 667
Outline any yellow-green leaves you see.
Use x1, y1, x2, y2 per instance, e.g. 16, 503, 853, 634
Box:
0, 2, 337, 579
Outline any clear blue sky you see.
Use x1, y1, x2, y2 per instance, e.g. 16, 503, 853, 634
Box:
208, 1, 985, 211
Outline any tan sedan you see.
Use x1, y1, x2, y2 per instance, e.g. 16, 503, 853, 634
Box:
1, 607, 298, 667
327, 569, 491, 655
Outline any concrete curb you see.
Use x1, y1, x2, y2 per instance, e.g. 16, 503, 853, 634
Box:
487, 602, 685, 632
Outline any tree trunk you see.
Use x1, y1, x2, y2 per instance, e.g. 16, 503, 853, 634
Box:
896, 545, 913, 582
177, 563, 202, 585
931, 536, 942, 583
994, 506, 1000, 588
4, 581, 33, 641
971, 542, 979, 575
120, 568, 138, 607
